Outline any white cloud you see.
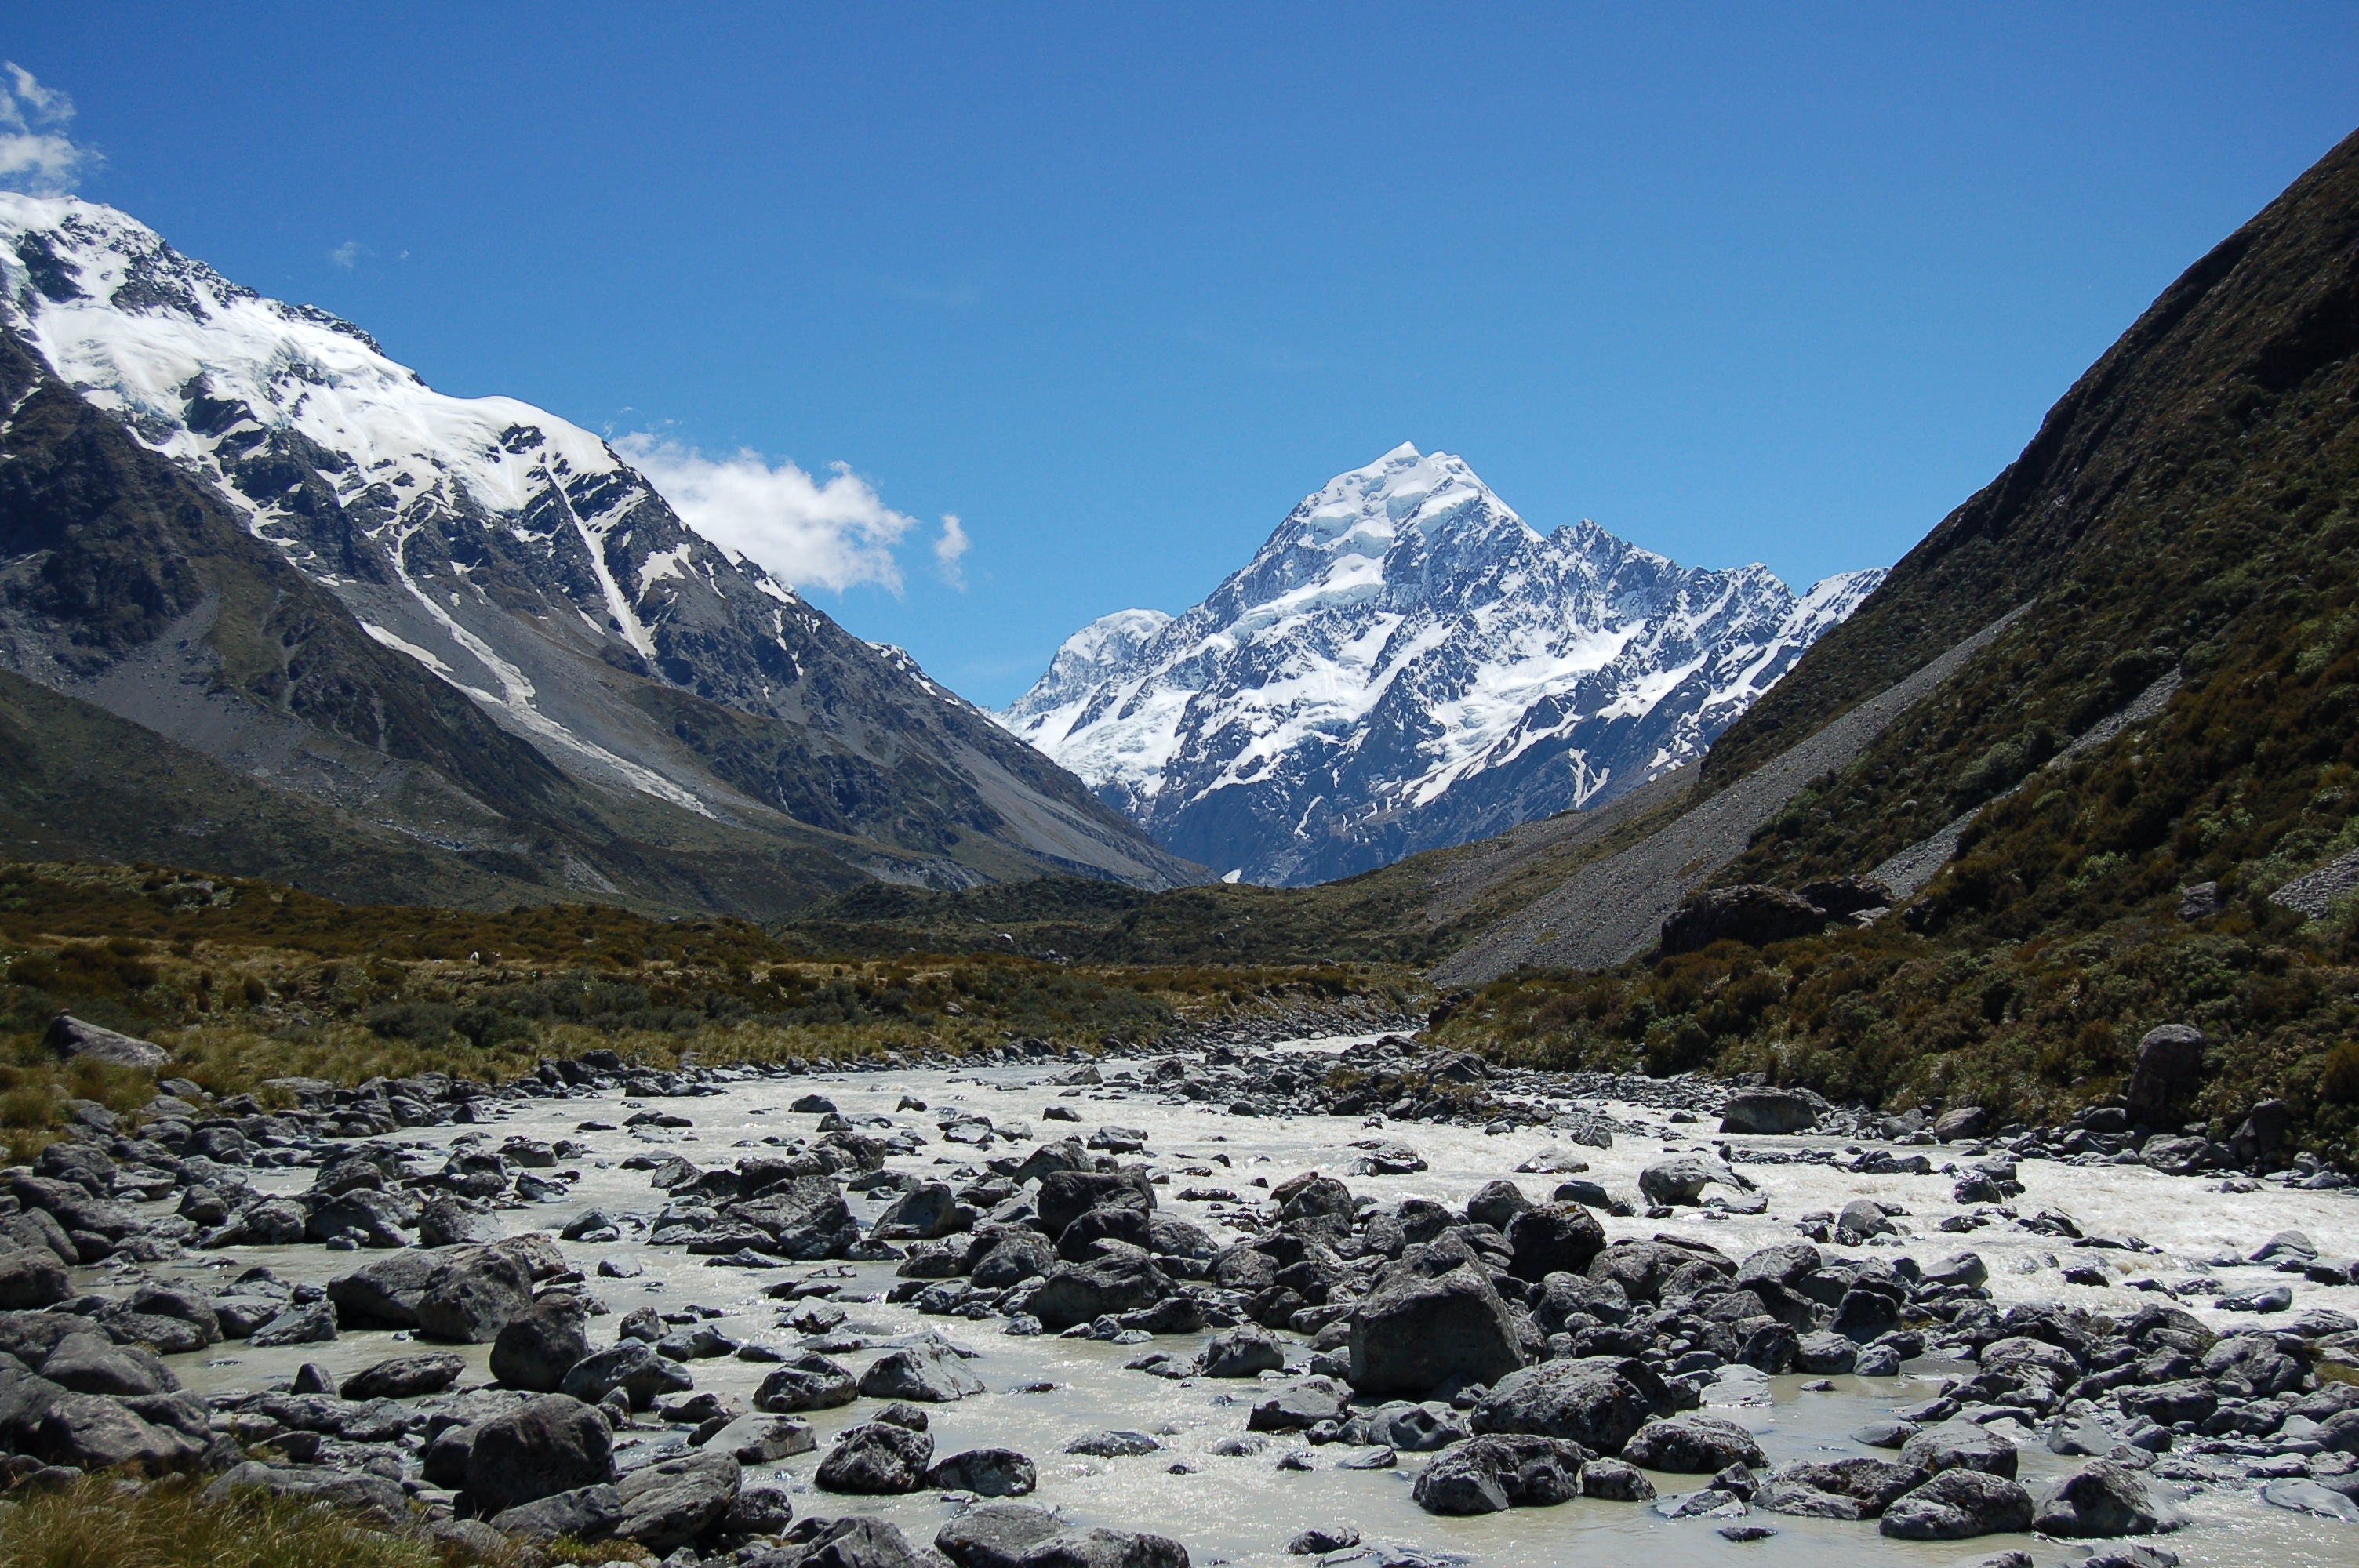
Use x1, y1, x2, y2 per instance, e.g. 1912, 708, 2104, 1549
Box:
0, 63, 100, 195
934, 513, 970, 590
617, 434, 925, 595
330, 240, 362, 269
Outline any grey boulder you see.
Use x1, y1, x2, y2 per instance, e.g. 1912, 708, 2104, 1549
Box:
1879, 1469, 2035, 1540
465, 1394, 616, 1514
816, 1420, 935, 1494
925, 1447, 1038, 1496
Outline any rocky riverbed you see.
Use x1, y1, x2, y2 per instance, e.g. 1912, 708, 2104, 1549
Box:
1, 1021, 2356, 1568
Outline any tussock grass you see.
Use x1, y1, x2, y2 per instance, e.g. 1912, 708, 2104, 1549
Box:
0, 1477, 502, 1568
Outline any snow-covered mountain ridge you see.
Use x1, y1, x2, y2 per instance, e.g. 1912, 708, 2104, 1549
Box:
0, 193, 1197, 895
1005, 444, 1884, 885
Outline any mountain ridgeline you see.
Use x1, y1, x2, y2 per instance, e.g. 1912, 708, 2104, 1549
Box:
0, 195, 1199, 916
1006, 445, 1880, 885
1415, 124, 2359, 1163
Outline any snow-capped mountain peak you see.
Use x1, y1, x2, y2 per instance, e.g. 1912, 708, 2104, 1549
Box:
1005, 446, 1885, 885
0, 193, 1199, 892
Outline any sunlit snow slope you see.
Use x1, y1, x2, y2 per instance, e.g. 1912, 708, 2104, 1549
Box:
1006, 445, 1883, 884
0, 194, 1196, 892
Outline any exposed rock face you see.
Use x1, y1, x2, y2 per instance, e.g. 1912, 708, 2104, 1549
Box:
1719, 1089, 1819, 1134
2125, 1025, 2206, 1126
1009, 444, 1880, 886
43, 1014, 169, 1069
0, 194, 1199, 908
1659, 886, 1832, 956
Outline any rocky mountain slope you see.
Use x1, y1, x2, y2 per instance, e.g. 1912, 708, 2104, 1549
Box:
1417, 125, 2359, 1163
1005, 445, 1880, 885
0, 195, 1198, 910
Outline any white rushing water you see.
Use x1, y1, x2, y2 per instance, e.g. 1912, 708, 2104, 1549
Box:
125, 1036, 2359, 1568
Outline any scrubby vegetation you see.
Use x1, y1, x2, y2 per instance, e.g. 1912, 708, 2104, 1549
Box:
0, 1475, 511, 1568
1433, 129, 2359, 1167
0, 861, 1417, 1162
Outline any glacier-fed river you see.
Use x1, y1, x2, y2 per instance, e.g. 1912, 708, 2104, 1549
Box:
148, 1036, 2359, 1568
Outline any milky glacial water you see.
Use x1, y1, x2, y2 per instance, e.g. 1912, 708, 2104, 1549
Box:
119, 1036, 2359, 1568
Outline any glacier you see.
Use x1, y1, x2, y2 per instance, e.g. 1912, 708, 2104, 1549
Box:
1005, 443, 1884, 885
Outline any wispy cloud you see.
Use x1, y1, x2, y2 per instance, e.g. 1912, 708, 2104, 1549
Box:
0, 63, 100, 194
330, 240, 364, 269
933, 513, 971, 590
619, 434, 965, 597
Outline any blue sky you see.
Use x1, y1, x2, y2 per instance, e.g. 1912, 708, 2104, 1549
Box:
9, 6, 2359, 705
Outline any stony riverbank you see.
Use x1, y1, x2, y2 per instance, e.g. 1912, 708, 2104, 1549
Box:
0, 1021, 2353, 1568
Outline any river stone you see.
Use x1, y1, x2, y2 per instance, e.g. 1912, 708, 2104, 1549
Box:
1470, 1361, 1652, 1453
2031, 1459, 2180, 1537
616, 1450, 742, 1551
705, 1413, 816, 1464
1463, 1179, 1532, 1231
0, 1250, 71, 1310
860, 1339, 986, 1403
1200, 1327, 1285, 1378
42, 1334, 176, 1397
491, 1293, 591, 1392
1505, 1203, 1606, 1282
1637, 1156, 1746, 1207
1579, 1456, 1656, 1500
1027, 1252, 1173, 1331
1900, 1419, 2018, 1479
491, 1483, 624, 1542
816, 1420, 935, 1494
1346, 1244, 1527, 1398
972, 1231, 1056, 1288
415, 1247, 533, 1342
1620, 1414, 1768, 1473
45, 1014, 169, 1069
560, 1339, 693, 1410
1720, 1091, 1817, 1134
34, 1392, 200, 1471
249, 1301, 338, 1348
1035, 1169, 1154, 1232
327, 1250, 442, 1328
1016, 1529, 1190, 1568
1412, 1434, 1587, 1515
1879, 1469, 2035, 1540
340, 1353, 465, 1400
938, 1503, 1064, 1568
754, 1352, 859, 1412
1056, 1205, 1153, 1262
2124, 1025, 2205, 1126
465, 1394, 616, 1514
926, 1447, 1038, 1496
